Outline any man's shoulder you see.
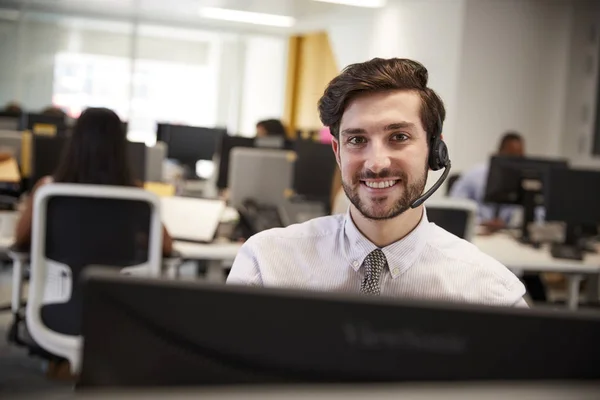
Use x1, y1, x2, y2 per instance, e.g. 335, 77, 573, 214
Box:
425, 224, 526, 304
247, 214, 344, 245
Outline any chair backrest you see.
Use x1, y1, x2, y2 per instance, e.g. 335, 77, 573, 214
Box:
146, 141, 167, 182
26, 184, 163, 371
425, 197, 478, 242
228, 147, 295, 209
446, 173, 461, 195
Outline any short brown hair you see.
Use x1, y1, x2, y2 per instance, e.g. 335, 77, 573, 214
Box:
318, 58, 445, 142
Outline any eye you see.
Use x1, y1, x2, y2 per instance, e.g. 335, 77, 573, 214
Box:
348, 136, 367, 146
391, 133, 409, 142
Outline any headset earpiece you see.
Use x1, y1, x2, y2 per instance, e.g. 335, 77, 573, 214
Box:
428, 136, 449, 171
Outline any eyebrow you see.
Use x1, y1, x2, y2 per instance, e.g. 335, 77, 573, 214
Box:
341, 121, 416, 136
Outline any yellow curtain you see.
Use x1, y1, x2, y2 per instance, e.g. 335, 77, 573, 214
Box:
284, 32, 338, 140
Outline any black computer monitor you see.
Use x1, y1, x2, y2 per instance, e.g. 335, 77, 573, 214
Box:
544, 168, 600, 260
484, 155, 568, 242
21, 113, 67, 136
31, 135, 68, 188
0, 111, 22, 131
78, 269, 600, 388
31, 136, 147, 189
292, 140, 337, 203
157, 123, 225, 179
127, 142, 147, 182
215, 134, 254, 189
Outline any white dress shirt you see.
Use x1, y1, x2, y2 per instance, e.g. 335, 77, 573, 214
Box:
227, 209, 528, 307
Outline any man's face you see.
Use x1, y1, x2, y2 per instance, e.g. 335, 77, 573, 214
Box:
500, 139, 525, 157
332, 90, 429, 220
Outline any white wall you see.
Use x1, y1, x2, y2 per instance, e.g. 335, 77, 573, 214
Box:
453, 0, 573, 171
237, 35, 288, 137
325, 0, 593, 178
559, 0, 600, 167
327, 0, 467, 197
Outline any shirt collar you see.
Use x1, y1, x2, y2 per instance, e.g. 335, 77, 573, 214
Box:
341, 207, 430, 279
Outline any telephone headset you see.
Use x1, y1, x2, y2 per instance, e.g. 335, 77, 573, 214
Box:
409, 114, 451, 209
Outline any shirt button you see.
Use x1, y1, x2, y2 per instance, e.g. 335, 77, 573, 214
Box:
393, 268, 400, 275
352, 260, 359, 268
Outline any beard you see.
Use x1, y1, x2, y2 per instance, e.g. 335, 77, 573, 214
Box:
342, 164, 428, 221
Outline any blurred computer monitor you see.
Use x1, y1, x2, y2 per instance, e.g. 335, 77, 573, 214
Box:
21, 113, 67, 136
292, 140, 337, 206
484, 155, 568, 242
31, 136, 147, 189
31, 135, 68, 188
78, 269, 600, 388
157, 123, 225, 179
0, 112, 21, 131
127, 142, 147, 182
484, 156, 568, 205
545, 168, 600, 259
215, 134, 254, 189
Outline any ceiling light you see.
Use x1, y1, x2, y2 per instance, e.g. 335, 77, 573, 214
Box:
198, 7, 295, 28
313, 0, 386, 8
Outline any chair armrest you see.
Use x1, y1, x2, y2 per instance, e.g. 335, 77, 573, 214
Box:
8, 245, 30, 262
9, 246, 29, 314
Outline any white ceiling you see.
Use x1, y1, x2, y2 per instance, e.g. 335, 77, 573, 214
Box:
0, 0, 363, 34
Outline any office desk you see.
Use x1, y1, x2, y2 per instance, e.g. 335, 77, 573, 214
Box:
74, 382, 600, 400
473, 233, 600, 310
173, 240, 242, 282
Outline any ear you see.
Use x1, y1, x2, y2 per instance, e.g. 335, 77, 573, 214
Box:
331, 137, 341, 167
440, 133, 445, 141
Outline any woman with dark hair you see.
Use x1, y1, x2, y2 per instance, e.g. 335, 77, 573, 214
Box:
15, 107, 173, 254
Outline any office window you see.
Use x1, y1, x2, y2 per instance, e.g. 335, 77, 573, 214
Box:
53, 52, 131, 119
127, 25, 221, 145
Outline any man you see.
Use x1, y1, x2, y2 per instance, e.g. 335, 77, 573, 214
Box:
227, 58, 527, 307
450, 132, 525, 230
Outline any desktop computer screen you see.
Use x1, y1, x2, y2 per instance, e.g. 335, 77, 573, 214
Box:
484, 155, 568, 242
78, 270, 600, 388
157, 124, 225, 179
127, 142, 147, 182
31, 135, 68, 188
484, 155, 568, 205
292, 140, 337, 205
31, 136, 147, 189
0, 111, 21, 131
215, 134, 254, 189
21, 113, 67, 136
544, 168, 600, 259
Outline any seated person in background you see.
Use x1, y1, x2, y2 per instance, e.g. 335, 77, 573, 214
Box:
41, 105, 67, 118
450, 132, 525, 231
228, 57, 527, 307
3, 101, 22, 115
255, 119, 292, 149
14, 107, 173, 255
256, 119, 287, 138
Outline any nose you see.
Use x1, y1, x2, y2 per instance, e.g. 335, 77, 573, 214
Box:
364, 140, 392, 173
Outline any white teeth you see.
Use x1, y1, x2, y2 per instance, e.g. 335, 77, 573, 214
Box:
365, 180, 397, 189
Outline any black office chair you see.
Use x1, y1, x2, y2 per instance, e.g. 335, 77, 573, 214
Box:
8, 184, 163, 373
446, 173, 461, 195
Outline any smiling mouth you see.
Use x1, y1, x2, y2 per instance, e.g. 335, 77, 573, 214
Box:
361, 180, 400, 189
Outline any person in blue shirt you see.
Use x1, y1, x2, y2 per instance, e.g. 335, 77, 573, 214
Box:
450, 132, 525, 231
450, 132, 548, 302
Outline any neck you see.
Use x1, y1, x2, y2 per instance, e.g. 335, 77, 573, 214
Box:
350, 205, 424, 248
